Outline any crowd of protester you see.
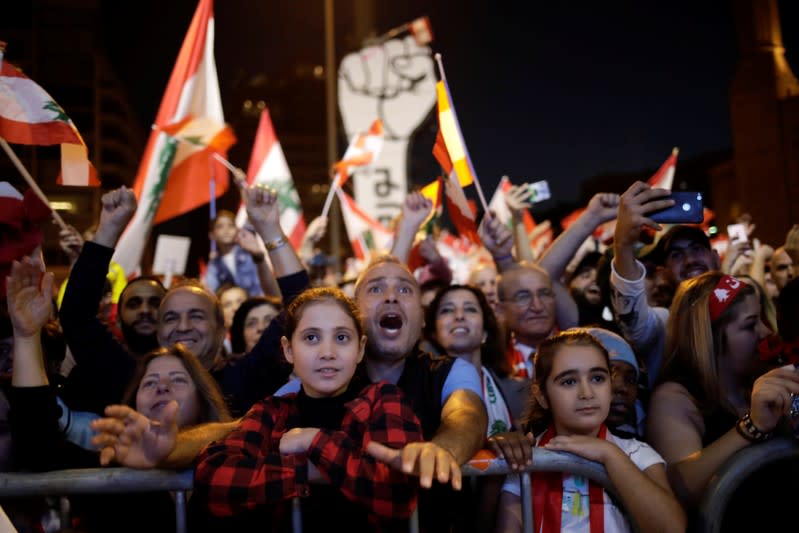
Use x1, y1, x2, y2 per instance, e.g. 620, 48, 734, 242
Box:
1, 174, 798, 533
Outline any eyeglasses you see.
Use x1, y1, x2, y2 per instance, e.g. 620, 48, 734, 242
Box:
504, 288, 555, 308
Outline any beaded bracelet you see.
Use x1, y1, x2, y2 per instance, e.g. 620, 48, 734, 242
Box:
265, 235, 288, 251
735, 412, 772, 443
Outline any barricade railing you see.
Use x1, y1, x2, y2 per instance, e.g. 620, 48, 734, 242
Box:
0, 450, 615, 533
696, 436, 799, 533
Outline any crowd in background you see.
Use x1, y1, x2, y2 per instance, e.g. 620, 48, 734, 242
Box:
1, 174, 798, 533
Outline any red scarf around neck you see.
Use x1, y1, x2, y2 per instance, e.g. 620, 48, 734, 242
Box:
532, 424, 607, 533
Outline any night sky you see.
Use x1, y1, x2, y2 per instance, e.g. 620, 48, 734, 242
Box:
99, 0, 797, 215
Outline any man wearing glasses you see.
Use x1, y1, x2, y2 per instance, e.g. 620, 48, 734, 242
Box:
497, 264, 558, 379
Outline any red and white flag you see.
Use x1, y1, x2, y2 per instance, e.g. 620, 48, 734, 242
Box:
409, 16, 434, 46
332, 118, 384, 188
336, 189, 393, 261
236, 108, 305, 249
114, 0, 231, 275
648, 147, 679, 190
321, 118, 384, 218
0, 47, 98, 186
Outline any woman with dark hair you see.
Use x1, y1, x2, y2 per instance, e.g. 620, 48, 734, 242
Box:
228, 295, 281, 357
424, 284, 515, 436
424, 283, 526, 531
6, 257, 231, 532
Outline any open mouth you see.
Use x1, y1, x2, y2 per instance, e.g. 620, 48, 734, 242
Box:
150, 400, 172, 415
451, 326, 469, 335
379, 313, 404, 333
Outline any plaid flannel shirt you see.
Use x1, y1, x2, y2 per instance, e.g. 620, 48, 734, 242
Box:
194, 381, 423, 524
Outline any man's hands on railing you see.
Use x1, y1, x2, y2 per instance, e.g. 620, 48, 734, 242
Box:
487, 431, 534, 471
91, 403, 179, 469
365, 440, 462, 490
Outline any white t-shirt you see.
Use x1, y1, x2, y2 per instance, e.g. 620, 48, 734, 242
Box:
501, 433, 664, 533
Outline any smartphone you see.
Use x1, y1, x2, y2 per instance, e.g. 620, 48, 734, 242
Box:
648, 191, 704, 224
727, 223, 748, 244
527, 180, 551, 203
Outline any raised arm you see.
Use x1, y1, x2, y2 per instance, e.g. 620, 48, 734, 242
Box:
538, 193, 618, 280
479, 212, 516, 273
59, 187, 138, 412
236, 226, 280, 297
503, 183, 536, 263
7, 258, 53, 387
391, 191, 433, 265
240, 180, 304, 278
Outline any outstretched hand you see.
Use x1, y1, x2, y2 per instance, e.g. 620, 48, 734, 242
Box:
505, 184, 533, 218
6, 258, 53, 338
90, 403, 179, 469
366, 440, 462, 490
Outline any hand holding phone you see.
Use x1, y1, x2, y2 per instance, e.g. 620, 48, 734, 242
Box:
727, 223, 748, 244
647, 191, 704, 224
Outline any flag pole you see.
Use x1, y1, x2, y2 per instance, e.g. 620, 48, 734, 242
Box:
433, 53, 490, 214
0, 138, 67, 230
320, 170, 340, 219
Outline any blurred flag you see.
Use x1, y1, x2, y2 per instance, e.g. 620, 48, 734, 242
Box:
114, 0, 230, 275
409, 16, 434, 45
648, 147, 679, 190
434, 78, 475, 187
336, 189, 393, 261
0, 46, 98, 186
235, 109, 305, 249
159, 115, 235, 154
443, 172, 481, 245
332, 118, 384, 188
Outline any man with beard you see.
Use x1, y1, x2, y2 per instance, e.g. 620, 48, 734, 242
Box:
60, 188, 166, 413
610, 181, 720, 388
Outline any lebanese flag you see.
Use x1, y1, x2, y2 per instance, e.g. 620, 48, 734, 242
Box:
113, 0, 230, 275
336, 189, 393, 261
444, 171, 481, 245
332, 118, 384, 188
235, 108, 305, 249
0, 48, 98, 186
488, 176, 537, 233
434, 78, 475, 187
648, 147, 679, 190
159, 115, 235, 154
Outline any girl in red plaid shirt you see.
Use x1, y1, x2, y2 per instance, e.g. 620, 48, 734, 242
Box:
192, 287, 424, 532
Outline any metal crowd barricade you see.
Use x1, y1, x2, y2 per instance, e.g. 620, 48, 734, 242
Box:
0, 450, 616, 533
696, 436, 799, 533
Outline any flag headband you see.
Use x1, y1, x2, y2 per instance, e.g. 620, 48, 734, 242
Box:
708, 275, 746, 322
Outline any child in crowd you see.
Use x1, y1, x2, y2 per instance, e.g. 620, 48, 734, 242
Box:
496, 329, 685, 533
583, 327, 646, 439
203, 210, 265, 297
192, 287, 423, 532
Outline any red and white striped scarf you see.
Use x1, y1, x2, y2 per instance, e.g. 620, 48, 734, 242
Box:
532, 424, 608, 533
